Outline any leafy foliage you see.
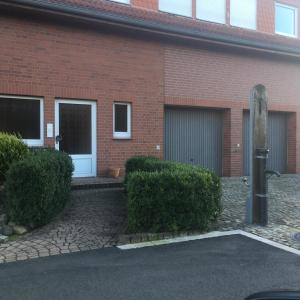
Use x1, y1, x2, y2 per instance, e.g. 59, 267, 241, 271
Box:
5, 149, 74, 228
126, 156, 222, 233
0, 132, 29, 184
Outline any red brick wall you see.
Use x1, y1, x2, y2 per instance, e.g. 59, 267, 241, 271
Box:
164, 44, 300, 175
132, 0, 157, 10
1, 10, 300, 177
257, 0, 275, 34
164, 46, 300, 104
0, 14, 164, 175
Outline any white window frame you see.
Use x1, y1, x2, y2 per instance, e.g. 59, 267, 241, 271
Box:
113, 102, 131, 139
196, 0, 226, 24
230, 0, 257, 30
159, 0, 192, 17
275, 3, 298, 38
0, 95, 44, 147
110, 0, 130, 4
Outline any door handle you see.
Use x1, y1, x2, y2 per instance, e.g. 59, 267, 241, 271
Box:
55, 135, 62, 144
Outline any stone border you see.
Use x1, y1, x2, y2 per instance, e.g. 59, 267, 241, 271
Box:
117, 230, 300, 256
72, 182, 123, 191
117, 230, 207, 246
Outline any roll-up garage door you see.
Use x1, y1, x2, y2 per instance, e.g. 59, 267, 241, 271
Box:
164, 107, 223, 175
243, 111, 287, 175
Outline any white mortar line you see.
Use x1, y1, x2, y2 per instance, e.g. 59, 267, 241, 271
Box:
236, 230, 300, 256
117, 229, 300, 256
117, 230, 241, 250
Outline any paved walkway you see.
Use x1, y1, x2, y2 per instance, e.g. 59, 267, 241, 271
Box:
0, 189, 127, 263
218, 175, 300, 249
0, 175, 300, 263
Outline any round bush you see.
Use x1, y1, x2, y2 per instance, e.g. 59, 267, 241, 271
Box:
0, 132, 29, 184
127, 167, 222, 233
5, 149, 74, 228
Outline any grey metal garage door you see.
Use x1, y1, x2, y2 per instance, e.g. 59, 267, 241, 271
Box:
243, 111, 287, 175
164, 107, 223, 175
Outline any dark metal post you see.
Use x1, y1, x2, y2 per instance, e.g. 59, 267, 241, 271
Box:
246, 85, 268, 225
254, 148, 269, 225
246, 85, 281, 225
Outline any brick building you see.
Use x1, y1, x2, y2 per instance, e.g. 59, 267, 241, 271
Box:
0, 0, 300, 177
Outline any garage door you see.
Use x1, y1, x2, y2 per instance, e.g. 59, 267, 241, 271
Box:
164, 107, 223, 175
243, 112, 287, 175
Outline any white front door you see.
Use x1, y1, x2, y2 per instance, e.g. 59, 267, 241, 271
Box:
55, 100, 97, 178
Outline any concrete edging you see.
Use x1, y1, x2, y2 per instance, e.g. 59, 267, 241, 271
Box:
117, 230, 300, 256
71, 182, 124, 191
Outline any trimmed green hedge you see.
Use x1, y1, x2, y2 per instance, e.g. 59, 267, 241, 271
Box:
5, 149, 74, 228
125, 156, 160, 181
0, 132, 29, 184
126, 157, 222, 233
124, 156, 191, 183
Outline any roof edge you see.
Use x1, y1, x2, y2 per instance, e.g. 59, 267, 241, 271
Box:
2, 0, 300, 58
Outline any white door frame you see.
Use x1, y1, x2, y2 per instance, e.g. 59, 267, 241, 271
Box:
55, 99, 97, 178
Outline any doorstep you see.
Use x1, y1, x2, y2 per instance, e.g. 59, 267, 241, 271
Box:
72, 177, 124, 190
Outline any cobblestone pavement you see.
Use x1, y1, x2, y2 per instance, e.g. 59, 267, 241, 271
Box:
1, 175, 300, 264
0, 189, 127, 264
217, 175, 300, 250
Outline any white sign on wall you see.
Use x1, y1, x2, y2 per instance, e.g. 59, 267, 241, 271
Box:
47, 123, 54, 138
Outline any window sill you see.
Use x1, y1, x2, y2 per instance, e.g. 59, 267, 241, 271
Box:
230, 23, 257, 31
112, 137, 132, 141
113, 132, 131, 139
23, 140, 44, 147
158, 9, 193, 19
275, 31, 297, 38
110, 0, 130, 5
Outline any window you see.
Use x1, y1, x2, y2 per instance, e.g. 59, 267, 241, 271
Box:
159, 0, 192, 17
276, 3, 297, 37
230, 0, 256, 30
0, 95, 44, 146
197, 0, 226, 24
110, 0, 129, 4
113, 103, 131, 139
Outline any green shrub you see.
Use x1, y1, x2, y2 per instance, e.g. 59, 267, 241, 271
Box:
125, 156, 159, 176
0, 132, 29, 184
124, 156, 184, 184
127, 167, 222, 233
125, 155, 204, 175
5, 149, 74, 228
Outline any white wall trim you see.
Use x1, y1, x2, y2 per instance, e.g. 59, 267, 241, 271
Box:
113, 102, 131, 139
110, 0, 130, 4
0, 95, 44, 147
55, 99, 97, 177
275, 2, 298, 38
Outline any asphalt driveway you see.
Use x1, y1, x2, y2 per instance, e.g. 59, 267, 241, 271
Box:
0, 234, 299, 300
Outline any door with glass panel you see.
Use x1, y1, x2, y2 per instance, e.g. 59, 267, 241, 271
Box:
55, 100, 96, 178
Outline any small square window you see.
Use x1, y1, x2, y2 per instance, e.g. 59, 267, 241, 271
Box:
276, 3, 297, 37
110, 0, 129, 4
113, 103, 131, 139
0, 95, 44, 146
